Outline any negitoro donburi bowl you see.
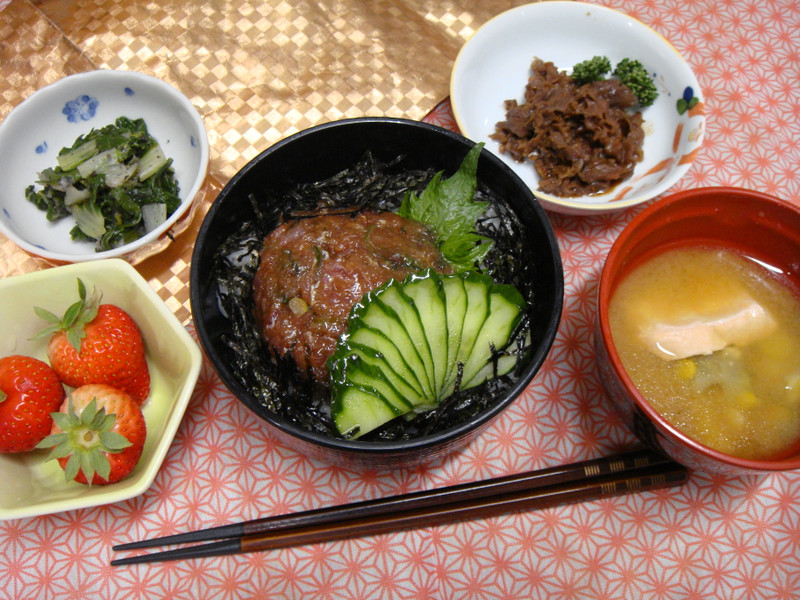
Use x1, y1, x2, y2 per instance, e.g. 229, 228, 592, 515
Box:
190, 117, 563, 470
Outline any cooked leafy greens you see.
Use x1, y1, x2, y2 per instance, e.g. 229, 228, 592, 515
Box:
398, 142, 493, 271
25, 116, 181, 252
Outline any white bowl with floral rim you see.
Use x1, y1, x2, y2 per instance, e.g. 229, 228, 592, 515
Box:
0, 70, 209, 262
451, 1, 704, 215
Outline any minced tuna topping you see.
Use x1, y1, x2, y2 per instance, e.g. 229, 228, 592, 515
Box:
252, 210, 452, 382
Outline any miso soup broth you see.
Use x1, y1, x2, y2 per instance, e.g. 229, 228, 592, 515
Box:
609, 246, 800, 460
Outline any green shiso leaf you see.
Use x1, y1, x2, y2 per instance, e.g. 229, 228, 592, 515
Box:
398, 143, 493, 271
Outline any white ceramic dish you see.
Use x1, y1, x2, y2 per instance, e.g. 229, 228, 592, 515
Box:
0, 259, 202, 520
450, 1, 705, 215
0, 70, 209, 261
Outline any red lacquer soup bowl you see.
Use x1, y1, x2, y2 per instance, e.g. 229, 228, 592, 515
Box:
596, 187, 800, 475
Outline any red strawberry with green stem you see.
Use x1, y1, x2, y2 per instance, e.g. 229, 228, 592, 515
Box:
34, 278, 150, 404
37, 383, 146, 485
0, 355, 65, 453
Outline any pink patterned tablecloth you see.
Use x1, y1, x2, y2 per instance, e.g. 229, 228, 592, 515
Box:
2, 1, 800, 599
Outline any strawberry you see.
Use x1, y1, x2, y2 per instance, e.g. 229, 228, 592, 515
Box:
37, 384, 146, 485
0, 355, 65, 453
35, 278, 150, 404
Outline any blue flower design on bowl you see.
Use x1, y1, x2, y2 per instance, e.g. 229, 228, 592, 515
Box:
677, 86, 699, 115
62, 94, 99, 123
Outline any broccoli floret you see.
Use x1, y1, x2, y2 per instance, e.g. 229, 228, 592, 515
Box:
613, 58, 658, 107
571, 56, 612, 84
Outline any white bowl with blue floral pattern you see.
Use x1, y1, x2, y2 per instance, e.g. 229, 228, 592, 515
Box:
0, 70, 209, 262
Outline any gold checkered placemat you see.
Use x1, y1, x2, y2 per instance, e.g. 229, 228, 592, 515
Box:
0, 0, 526, 322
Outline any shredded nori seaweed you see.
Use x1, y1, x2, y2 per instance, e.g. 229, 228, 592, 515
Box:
209, 152, 535, 441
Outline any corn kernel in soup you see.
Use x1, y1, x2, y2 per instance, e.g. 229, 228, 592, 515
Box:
609, 247, 800, 460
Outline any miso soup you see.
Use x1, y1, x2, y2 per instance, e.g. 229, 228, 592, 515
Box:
609, 246, 800, 460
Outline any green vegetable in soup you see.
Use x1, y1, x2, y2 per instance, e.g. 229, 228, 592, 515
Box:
25, 116, 181, 252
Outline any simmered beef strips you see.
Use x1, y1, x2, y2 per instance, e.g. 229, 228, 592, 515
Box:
492, 58, 645, 197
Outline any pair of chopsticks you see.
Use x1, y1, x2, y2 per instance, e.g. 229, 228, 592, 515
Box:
111, 448, 688, 566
